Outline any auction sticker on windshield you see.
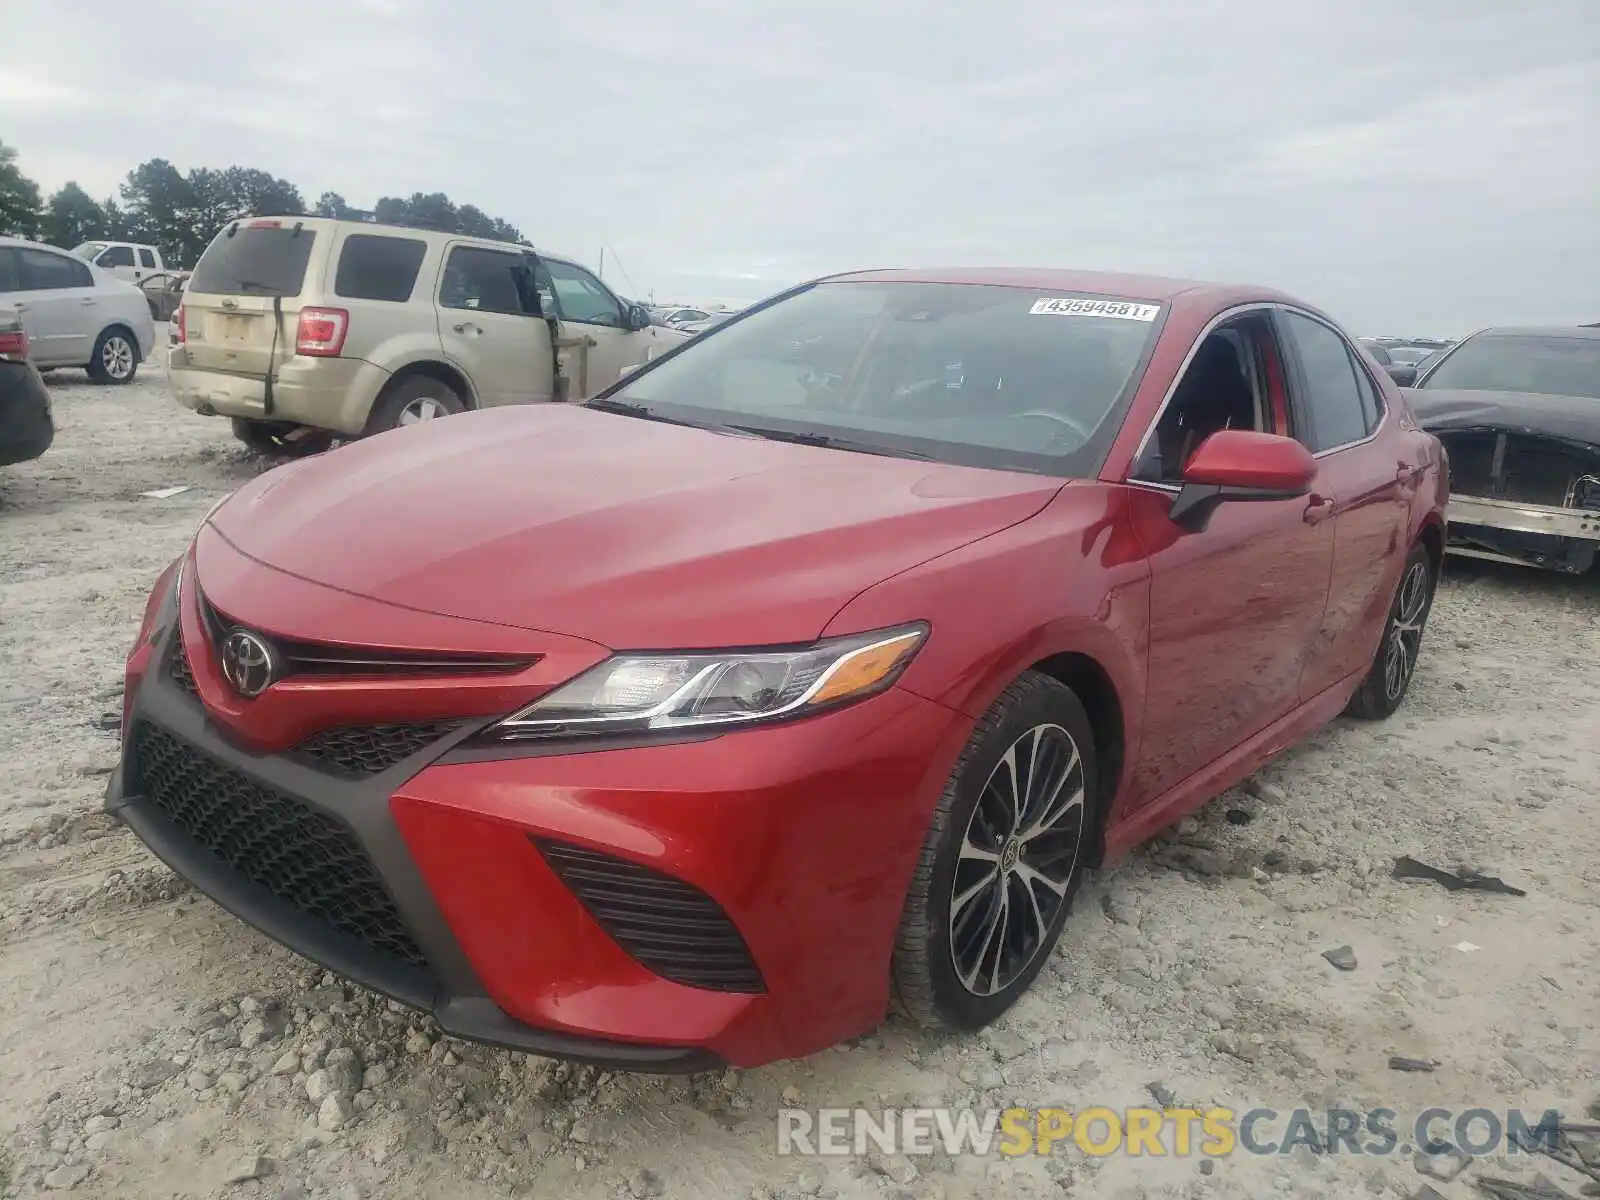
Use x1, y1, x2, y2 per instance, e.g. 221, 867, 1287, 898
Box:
1029, 297, 1161, 321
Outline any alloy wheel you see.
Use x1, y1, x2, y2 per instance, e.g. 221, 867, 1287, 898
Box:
398, 397, 449, 425
950, 723, 1086, 996
102, 335, 135, 381
1383, 560, 1430, 701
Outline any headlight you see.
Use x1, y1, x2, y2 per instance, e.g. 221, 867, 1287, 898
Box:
486, 623, 928, 741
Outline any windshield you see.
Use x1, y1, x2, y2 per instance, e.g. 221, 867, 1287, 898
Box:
1420, 334, 1600, 400
604, 281, 1162, 475
72, 242, 108, 261
188, 221, 318, 296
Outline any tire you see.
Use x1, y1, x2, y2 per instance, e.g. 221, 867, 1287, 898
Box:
891, 671, 1097, 1031
230, 417, 335, 458
87, 327, 139, 385
364, 375, 465, 436
1344, 542, 1436, 720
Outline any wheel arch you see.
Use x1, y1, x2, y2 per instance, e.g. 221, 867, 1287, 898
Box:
379, 360, 478, 410
1417, 515, 1445, 581
1025, 650, 1125, 868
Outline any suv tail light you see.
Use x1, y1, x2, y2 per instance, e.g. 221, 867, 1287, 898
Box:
0, 327, 28, 361
295, 307, 349, 357
172, 304, 187, 344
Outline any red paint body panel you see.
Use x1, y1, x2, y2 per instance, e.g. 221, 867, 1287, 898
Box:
389, 686, 970, 1065
113, 267, 1450, 1068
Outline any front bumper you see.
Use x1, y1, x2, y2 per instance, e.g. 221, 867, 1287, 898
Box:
1445, 493, 1600, 573
108, 604, 968, 1069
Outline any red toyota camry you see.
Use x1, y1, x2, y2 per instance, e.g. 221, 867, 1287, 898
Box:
110, 268, 1447, 1070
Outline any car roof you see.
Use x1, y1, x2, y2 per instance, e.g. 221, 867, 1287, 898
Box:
1471, 325, 1600, 340
817, 265, 1300, 308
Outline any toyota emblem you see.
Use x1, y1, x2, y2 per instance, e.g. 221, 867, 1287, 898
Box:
220, 630, 278, 698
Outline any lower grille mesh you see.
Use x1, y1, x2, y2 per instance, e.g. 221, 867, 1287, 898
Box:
537, 840, 765, 993
132, 722, 428, 968
294, 722, 465, 776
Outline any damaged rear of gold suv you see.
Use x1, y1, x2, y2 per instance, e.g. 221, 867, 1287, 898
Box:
1405, 326, 1600, 575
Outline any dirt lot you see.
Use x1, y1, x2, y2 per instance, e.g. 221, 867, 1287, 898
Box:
2, 354, 1597, 1200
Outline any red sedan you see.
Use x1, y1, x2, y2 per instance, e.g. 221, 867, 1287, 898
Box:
110, 268, 1447, 1070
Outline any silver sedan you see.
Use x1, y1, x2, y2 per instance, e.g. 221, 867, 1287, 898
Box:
0, 236, 158, 384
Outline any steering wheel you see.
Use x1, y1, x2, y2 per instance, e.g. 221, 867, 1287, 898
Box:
1008, 409, 1093, 445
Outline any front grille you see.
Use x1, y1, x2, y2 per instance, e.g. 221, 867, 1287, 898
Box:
168, 645, 200, 699
294, 722, 465, 776
132, 722, 427, 968
201, 592, 533, 680
538, 840, 765, 994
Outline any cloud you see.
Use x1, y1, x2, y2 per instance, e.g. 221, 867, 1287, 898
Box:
3, 0, 1596, 329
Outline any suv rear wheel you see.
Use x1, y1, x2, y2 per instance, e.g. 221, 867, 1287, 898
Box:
366, 376, 465, 436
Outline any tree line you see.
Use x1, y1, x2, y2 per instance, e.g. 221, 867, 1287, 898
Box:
0, 140, 525, 268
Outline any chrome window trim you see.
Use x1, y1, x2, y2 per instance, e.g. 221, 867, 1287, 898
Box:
1125, 301, 1280, 482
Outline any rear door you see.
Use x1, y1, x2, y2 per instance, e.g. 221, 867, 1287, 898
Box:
182, 219, 324, 381
434, 242, 553, 406
9, 246, 98, 366
1276, 309, 1411, 700
542, 258, 661, 395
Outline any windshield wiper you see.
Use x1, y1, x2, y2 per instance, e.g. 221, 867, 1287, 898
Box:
727, 425, 933, 460
583, 398, 759, 437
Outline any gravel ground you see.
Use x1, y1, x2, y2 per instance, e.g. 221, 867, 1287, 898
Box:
2, 350, 1598, 1200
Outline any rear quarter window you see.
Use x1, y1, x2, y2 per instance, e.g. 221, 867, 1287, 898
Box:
334, 234, 428, 303
189, 224, 318, 297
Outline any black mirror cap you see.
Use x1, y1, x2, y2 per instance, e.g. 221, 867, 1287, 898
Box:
1386, 364, 1418, 387
626, 303, 653, 332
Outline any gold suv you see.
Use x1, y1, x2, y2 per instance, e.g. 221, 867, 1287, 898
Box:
169, 216, 688, 453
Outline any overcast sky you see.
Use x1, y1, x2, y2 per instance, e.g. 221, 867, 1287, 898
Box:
4, 0, 1595, 333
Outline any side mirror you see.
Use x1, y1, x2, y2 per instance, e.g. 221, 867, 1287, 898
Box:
626, 303, 652, 332
1385, 363, 1418, 387
1168, 430, 1316, 531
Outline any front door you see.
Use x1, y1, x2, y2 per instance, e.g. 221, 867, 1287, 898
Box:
542, 258, 662, 395
1275, 310, 1412, 699
434, 243, 554, 407
1123, 312, 1337, 805
9, 246, 99, 367
94, 244, 138, 284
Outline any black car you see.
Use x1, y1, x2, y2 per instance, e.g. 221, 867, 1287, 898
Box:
1, 313, 53, 467
1406, 325, 1600, 574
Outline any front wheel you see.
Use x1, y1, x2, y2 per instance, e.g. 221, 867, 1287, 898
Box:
87, 328, 139, 385
1344, 542, 1436, 720
891, 672, 1095, 1031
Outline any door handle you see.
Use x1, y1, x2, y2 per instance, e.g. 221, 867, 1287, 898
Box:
1396, 463, 1423, 485
1303, 494, 1336, 525
452, 322, 481, 335
13, 303, 26, 312
81, 298, 98, 306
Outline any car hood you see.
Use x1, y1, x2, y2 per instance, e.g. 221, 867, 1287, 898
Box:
1405, 387, 1600, 454
207, 405, 1066, 648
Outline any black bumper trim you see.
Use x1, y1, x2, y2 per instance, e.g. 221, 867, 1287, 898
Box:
106, 621, 726, 1074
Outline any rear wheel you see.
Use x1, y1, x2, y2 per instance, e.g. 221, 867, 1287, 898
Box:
230, 418, 335, 458
87, 327, 139, 385
1344, 542, 1436, 720
891, 672, 1095, 1030
364, 376, 464, 436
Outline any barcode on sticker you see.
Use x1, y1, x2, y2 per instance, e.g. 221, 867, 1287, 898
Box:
1029, 297, 1161, 322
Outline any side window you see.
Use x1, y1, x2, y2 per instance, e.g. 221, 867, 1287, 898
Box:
1280, 312, 1371, 451
137, 248, 157, 269
0, 250, 20, 293
99, 245, 135, 268
1351, 358, 1384, 434
545, 260, 623, 328
438, 246, 528, 317
17, 249, 93, 290
1133, 318, 1272, 483
335, 234, 427, 303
